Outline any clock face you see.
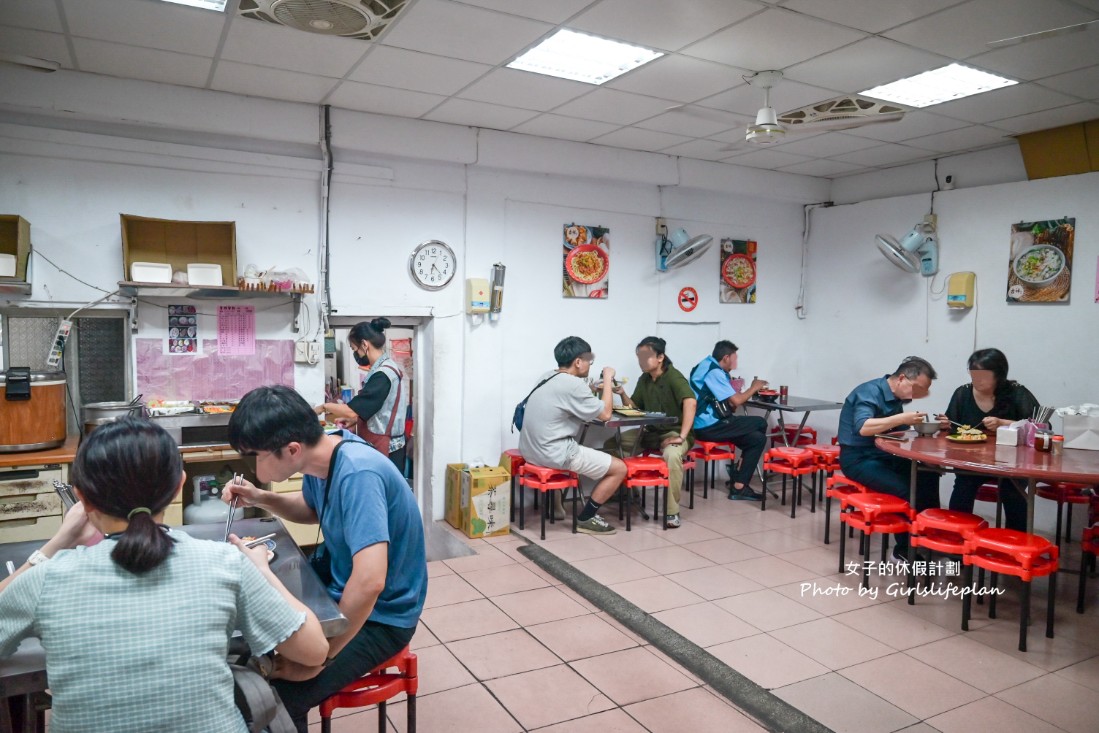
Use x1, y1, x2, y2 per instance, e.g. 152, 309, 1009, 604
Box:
409, 240, 456, 290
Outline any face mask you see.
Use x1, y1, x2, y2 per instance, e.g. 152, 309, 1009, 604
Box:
353, 350, 370, 367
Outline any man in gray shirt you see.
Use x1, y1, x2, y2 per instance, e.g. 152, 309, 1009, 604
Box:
518, 336, 627, 534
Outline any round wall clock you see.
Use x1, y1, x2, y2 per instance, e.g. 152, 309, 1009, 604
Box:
408, 239, 456, 290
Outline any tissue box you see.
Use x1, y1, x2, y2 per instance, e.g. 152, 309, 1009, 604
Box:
996, 426, 1021, 446
1062, 414, 1099, 451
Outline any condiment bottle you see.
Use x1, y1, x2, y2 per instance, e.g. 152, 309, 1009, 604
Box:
1034, 429, 1052, 452
1051, 434, 1064, 456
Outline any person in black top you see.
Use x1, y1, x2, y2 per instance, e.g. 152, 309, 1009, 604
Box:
938, 348, 1039, 531
316, 318, 408, 470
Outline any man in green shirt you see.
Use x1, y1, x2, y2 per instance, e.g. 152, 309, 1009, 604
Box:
610, 336, 697, 528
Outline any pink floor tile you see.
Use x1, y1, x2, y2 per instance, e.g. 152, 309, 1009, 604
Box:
736, 529, 821, 555
410, 643, 477, 696
420, 598, 519, 642
770, 617, 895, 669
665, 565, 765, 600
427, 559, 455, 577
536, 535, 622, 562
652, 601, 760, 647
773, 575, 889, 615
608, 575, 706, 613
527, 613, 639, 662
1055, 655, 1099, 692
422, 572, 483, 609
994, 673, 1099, 733
624, 687, 766, 732
631, 544, 715, 574
459, 562, 550, 597
659, 521, 725, 545
714, 588, 824, 631
959, 617, 1099, 673
571, 554, 660, 585
707, 634, 830, 689
778, 545, 854, 576
530, 708, 648, 732
681, 537, 769, 564
725, 555, 822, 587
446, 628, 561, 681
410, 624, 440, 650
905, 635, 1045, 693
490, 585, 591, 627
839, 652, 986, 719
569, 646, 697, 705
442, 544, 516, 573
485, 664, 616, 730
772, 672, 919, 733
831, 601, 956, 650
594, 527, 677, 553
925, 696, 1066, 733
385, 683, 522, 733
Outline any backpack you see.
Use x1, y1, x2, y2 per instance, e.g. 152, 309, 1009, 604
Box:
691, 359, 733, 421
511, 373, 562, 433
228, 641, 296, 733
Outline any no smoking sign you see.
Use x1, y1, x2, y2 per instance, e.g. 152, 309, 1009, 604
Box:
678, 286, 698, 312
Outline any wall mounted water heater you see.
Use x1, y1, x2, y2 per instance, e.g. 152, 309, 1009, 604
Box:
947, 271, 975, 308
466, 278, 490, 314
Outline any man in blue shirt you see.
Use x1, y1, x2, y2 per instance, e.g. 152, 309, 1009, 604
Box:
225, 385, 427, 733
838, 356, 942, 561
689, 340, 769, 500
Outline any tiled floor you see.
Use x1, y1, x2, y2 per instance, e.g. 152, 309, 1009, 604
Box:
315, 476, 1099, 732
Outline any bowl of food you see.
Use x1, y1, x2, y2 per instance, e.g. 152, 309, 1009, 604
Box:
565, 245, 609, 284
1013, 244, 1066, 285
947, 425, 987, 442
755, 389, 779, 403
722, 254, 756, 289
912, 421, 939, 436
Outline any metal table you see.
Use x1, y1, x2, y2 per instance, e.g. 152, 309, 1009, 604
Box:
0, 517, 346, 733
745, 395, 843, 446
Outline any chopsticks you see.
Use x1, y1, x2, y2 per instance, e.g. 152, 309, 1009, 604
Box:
52, 480, 77, 511
222, 473, 243, 542
873, 433, 907, 441
1032, 406, 1054, 424
935, 414, 965, 429
243, 533, 275, 548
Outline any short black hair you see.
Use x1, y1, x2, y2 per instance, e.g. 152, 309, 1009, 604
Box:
892, 356, 937, 381
228, 385, 324, 454
636, 336, 672, 369
712, 340, 738, 361
554, 336, 592, 367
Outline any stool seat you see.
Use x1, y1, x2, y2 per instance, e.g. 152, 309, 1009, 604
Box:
823, 473, 868, 545
844, 492, 912, 520
687, 440, 737, 499
320, 646, 417, 733
503, 449, 526, 524
623, 455, 669, 477
519, 463, 579, 539
912, 509, 987, 556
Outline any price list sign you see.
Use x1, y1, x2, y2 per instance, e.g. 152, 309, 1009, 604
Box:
218, 305, 255, 356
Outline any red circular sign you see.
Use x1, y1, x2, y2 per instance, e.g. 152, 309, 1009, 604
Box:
678, 286, 698, 312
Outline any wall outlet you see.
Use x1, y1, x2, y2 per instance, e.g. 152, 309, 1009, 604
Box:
307, 341, 322, 363
294, 341, 309, 363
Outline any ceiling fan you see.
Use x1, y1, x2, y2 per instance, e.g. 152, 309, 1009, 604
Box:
669, 70, 905, 147
988, 19, 1098, 48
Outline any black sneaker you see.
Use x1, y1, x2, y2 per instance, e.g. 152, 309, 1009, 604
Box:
728, 486, 763, 501
891, 546, 930, 565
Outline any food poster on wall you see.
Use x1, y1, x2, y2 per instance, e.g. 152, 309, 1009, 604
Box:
166, 305, 200, 354
563, 223, 610, 299
719, 238, 757, 304
1006, 218, 1074, 303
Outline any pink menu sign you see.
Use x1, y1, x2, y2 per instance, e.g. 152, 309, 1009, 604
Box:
218, 305, 255, 356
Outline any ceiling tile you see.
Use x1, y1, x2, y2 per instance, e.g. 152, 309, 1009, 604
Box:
989, 102, 1099, 134
883, 0, 1095, 61
635, 110, 737, 138
784, 37, 949, 93
570, 0, 762, 51
780, 0, 967, 34
903, 124, 1014, 152
774, 131, 874, 157
72, 38, 211, 86
966, 31, 1099, 83
842, 110, 968, 142
931, 83, 1077, 124
779, 158, 865, 177
458, 68, 592, 111
723, 147, 815, 169
325, 81, 445, 117
832, 143, 937, 167
220, 18, 368, 79
210, 60, 338, 104
422, 98, 539, 131
510, 114, 622, 142
682, 8, 866, 71
1, 0, 65, 32
1037, 65, 1099, 100
590, 126, 692, 152
379, 0, 551, 65
0, 27, 73, 68
61, 0, 226, 56
697, 79, 841, 117
607, 55, 743, 104
450, 0, 591, 24
552, 88, 677, 125
349, 46, 491, 95
660, 138, 742, 161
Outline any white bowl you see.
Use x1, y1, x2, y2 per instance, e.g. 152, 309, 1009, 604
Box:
1012, 244, 1065, 285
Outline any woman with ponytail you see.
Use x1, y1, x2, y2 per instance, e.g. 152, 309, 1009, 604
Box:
315, 317, 409, 469
0, 417, 328, 733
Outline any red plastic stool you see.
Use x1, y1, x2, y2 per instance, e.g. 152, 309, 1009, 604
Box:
769, 424, 817, 447
838, 492, 914, 589
823, 473, 868, 545
688, 440, 737, 499
1036, 482, 1093, 547
502, 449, 526, 523
519, 464, 579, 539
961, 528, 1059, 651
762, 446, 816, 517
975, 481, 1003, 528
622, 456, 669, 531
1077, 525, 1099, 614
320, 646, 418, 733
911, 509, 987, 601
805, 444, 840, 502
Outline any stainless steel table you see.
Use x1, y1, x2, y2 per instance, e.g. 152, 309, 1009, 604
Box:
744, 395, 843, 447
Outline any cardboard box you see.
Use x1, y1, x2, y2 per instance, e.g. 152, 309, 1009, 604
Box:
121, 214, 236, 286
0, 215, 31, 282
445, 463, 510, 538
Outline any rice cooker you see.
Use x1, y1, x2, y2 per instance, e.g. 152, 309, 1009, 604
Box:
0, 368, 67, 452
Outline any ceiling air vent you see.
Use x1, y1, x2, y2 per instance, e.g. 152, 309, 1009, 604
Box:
237, 0, 408, 40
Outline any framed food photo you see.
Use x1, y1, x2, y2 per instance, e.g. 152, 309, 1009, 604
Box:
563, 223, 609, 299
719, 238, 757, 303
1006, 217, 1074, 303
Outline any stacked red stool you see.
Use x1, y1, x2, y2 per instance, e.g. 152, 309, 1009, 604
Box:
1035, 481, 1094, 547
824, 473, 868, 545
761, 446, 816, 517
961, 529, 1058, 651
805, 443, 840, 503
518, 464, 579, 539
1076, 524, 1099, 614
319, 646, 418, 732
909, 509, 988, 604
621, 456, 669, 531
838, 492, 914, 589
501, 448, 526, 523
641, 449, 696, 513
768, 424, 817, 448
687, 440, 737, 499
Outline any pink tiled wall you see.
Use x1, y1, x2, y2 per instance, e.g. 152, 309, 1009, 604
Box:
136, 338, 294, 401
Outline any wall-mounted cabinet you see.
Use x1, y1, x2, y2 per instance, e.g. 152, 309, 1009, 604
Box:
0, 215, 32, 295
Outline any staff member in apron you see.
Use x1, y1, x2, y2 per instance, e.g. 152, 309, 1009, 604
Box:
316, 317, 408, 470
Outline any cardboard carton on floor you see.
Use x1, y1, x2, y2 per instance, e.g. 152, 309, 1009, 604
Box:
445, 463, 510, 538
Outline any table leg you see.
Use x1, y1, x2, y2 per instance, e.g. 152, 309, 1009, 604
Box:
907, 458, 918, 605
1027, 477, 1036, 535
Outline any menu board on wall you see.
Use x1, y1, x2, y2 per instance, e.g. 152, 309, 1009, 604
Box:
217, 305, 255, 356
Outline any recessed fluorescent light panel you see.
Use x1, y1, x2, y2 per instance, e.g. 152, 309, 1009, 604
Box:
507, 29, 663, 85
156, 0, 228, 11
860, 63, 1017, 108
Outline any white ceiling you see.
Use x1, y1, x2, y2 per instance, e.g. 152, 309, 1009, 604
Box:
2, 0, 1098, 179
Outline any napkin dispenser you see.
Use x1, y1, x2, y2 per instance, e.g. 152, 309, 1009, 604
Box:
997, 421, 1024, 446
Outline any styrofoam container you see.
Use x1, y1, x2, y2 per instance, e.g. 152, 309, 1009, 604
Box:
0, 253, 15, 277
187, 263, 223, 286
130, 261, 173, 283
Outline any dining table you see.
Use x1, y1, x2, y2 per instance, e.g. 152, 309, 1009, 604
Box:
744, 394, 844, 446
0, 517, 346, 733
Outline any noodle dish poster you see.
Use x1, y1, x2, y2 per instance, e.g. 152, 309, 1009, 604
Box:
1006, 217, 1074, 304
563, 223, 609, 299
720, 238, 758, 304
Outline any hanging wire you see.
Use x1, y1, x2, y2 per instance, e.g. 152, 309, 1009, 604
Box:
33, 247, 116, 294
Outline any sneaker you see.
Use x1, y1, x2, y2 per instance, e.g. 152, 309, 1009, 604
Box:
576, 514, 616, 535
665, 513, 681, 529
891, 545, 930, 565
728, 486, 763, 501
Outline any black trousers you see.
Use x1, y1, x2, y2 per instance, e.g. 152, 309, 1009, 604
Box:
950, 474, 1027, 531
273, 620, 416, 733
696, 416, 768, 486
839, 447, 941, 550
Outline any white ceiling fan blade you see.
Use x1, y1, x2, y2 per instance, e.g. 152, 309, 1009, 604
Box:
665, 104, 735, 125
987, 19, 1097, 48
